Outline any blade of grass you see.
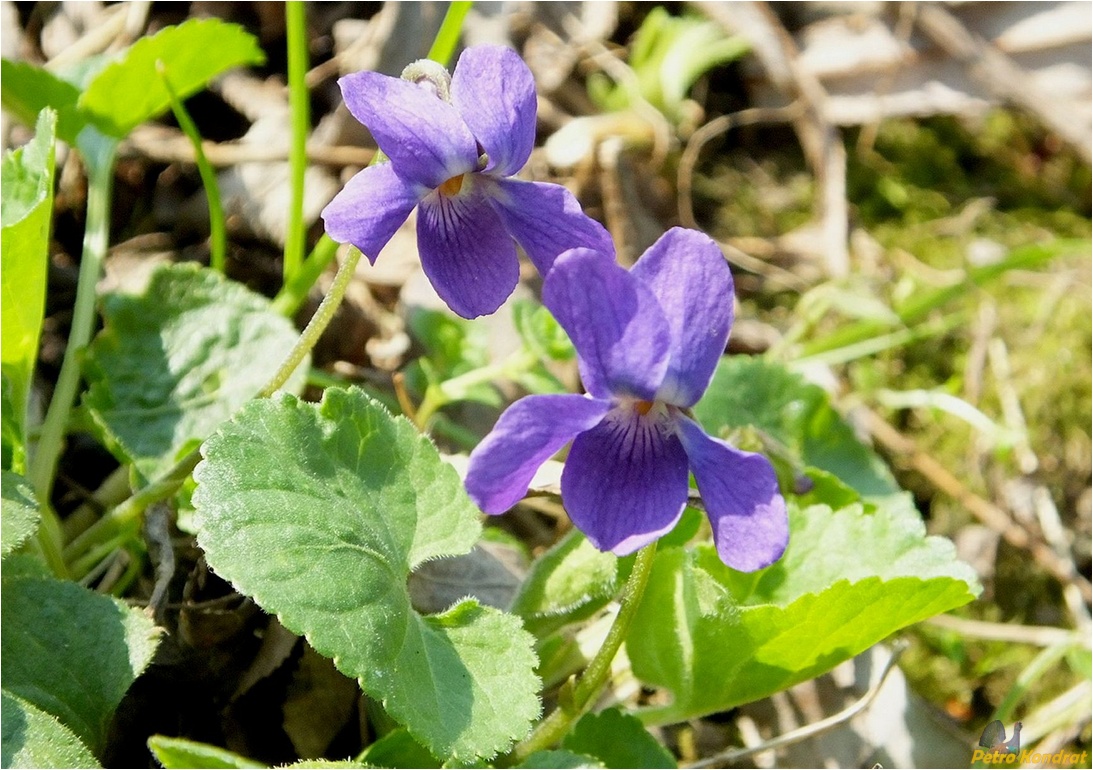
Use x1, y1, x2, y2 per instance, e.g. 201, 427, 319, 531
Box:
799, 239, 1089, 358
428, 1, 472, 64
272, 0, 473, 317
283, 0, 309, 283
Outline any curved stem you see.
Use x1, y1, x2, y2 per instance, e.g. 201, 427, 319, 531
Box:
158, 61, 226, 272
261, 247, 361, 398
508, 541, 659, 763
283, 0, 309, 282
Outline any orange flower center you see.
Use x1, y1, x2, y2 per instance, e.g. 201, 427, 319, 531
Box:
438, 174, 465, 196
635, 400, 655, 415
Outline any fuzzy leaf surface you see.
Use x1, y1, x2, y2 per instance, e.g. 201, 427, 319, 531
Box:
511, 530, 628, 636
79, 19, 265, 137
1, 471, 38, 557
0, 572, 159, 755
562, 708, 676, 768
146, 736, 265, 769
193, 389, 540, 760
83, 264, 306, 483
1, 692, 100, 769
628, 497, 979, 723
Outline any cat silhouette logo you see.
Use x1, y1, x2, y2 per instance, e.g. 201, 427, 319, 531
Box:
978, 720, 1022, 754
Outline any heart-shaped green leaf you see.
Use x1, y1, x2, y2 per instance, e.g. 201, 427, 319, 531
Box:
83, 263, 306, 483
628, 497, 978, 724
193, 388, 540, 760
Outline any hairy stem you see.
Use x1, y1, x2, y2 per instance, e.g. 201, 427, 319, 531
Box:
508, 541, 658, 762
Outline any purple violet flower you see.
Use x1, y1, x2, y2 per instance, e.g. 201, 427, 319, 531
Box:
321, 45, 612, 319
465, 228, 789, 571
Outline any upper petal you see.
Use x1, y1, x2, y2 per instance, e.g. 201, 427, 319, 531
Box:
416, 182, 520, 319
321, 162, 425, 261
466, 394, 612, 514
450, 46, 536, 177
542, 249, 671, 401
676, 417, 788, 572
631, 228, 734, 407
488, 178, 614, 276
339, 71, 478, 188
562, 405, 690, 554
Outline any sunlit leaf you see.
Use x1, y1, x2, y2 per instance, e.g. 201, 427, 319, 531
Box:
1, 109, 56, 472
194, 388, 540, 760
1, 471, 38, 557
628, 497, 979, 724
79, 19, 265, 137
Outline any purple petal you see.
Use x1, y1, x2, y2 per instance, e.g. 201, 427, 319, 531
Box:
542, 249, 671, 401
562, 405, 690, 554
451, 46, 536, 177
631, 228, 734, 407
676, 417, 788, 572
466, 394, 612, 513
339, 71, 478, 188
488, 178, 614, 275
416, 181, 520, 318
321, 163, 425, 261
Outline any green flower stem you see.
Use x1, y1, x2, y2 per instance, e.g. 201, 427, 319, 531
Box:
271, 234, 339, 317
414, 349, 538, 428
30, 139, 118, 578
508, 541, 658, 763
157, 60, 227, 272
283, 0, 309, 283
262, 247, 362, 398
270, 3, 470, 316
428, 1, 473, 64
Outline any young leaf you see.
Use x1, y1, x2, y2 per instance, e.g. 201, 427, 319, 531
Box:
1, 691, 101, 769
694, 357, 898, 498
357, 728, 440, 769
510, 530, 627, 637
562, 708, 676, 768
193, 388, 540, 761
512, 300, 575, 362
78, 19, 265, 137
627, 498, 979, 724
1, 109, 57, 472
1, 470, 38, 557
82, 263, 306, 483
0, 573, 160, 756
0, 62, 85, 145
146, 736, 265, 769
